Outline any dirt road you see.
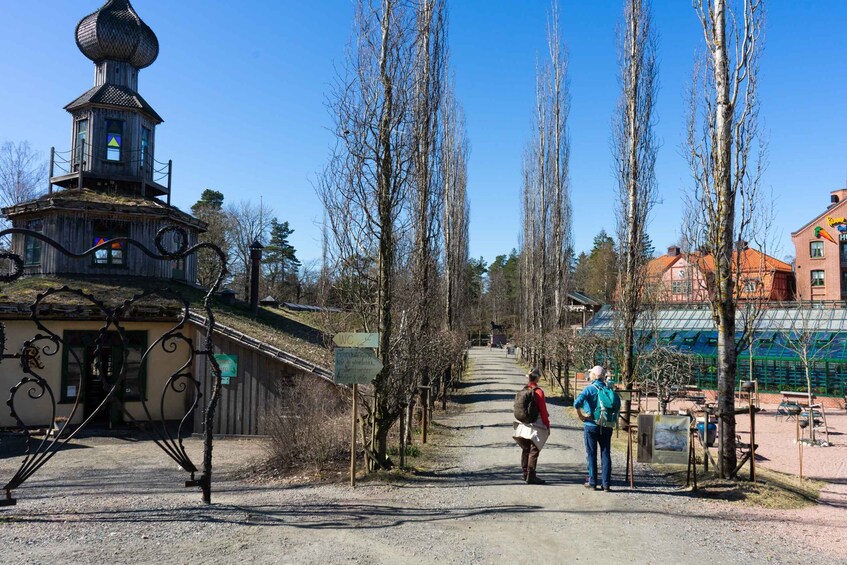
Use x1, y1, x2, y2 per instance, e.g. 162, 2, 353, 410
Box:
0, 347, 842, 564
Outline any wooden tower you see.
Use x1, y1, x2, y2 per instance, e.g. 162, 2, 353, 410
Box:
1, 0, 204, 281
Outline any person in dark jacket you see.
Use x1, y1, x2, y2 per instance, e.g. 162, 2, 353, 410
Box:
574, 365, 613, 491
512, 367, 550, 484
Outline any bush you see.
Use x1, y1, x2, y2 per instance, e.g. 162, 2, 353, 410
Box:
261, 379, 350, 474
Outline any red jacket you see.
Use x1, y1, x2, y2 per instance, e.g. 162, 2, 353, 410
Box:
530, 383, 550, 429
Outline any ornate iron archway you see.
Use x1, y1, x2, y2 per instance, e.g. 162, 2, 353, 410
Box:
0, 226, 227, 506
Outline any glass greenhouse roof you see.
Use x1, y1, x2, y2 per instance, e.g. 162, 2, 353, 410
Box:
583, 304, 847, 362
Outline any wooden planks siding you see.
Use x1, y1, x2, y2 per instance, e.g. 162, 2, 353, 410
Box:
191, 326, 338, 436
13, 211, 198, 282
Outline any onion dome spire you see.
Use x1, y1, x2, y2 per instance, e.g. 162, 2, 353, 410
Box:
75, 0, 159, 69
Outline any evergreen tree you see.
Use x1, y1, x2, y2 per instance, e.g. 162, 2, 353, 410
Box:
191, 189, 224, 212
572, 230, 618, 304
263, 219, 301, 301
191, 189, 231, 288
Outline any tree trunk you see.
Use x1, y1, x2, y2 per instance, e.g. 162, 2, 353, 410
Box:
712, 0, 738, 478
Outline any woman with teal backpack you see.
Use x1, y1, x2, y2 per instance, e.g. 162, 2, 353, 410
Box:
574, 365, 621, 491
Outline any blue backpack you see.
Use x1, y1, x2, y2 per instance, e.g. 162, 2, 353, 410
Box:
593, 383, 621, 428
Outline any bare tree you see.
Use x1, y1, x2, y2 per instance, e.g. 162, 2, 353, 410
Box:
192, 192, 233, 289
519, 0, 572, 377
227, 199, 274, 298
0, 141, 46, 233
441, 76, 470, 401
686, 0, 765, 478
638, 345, 696, 414
405, 0, 447, 427
319, 0, 417, 467
613, 0, 658, 399
547, 1, 572, 334
772, 302, 832, 444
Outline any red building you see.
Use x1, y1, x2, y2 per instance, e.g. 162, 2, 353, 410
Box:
792, 188, 847, 301
646, 245, 794, 303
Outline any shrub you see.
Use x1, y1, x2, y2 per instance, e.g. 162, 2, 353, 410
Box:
261, 378, 350, 474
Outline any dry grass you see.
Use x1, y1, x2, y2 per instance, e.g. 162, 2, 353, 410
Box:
256, 379, 351, 477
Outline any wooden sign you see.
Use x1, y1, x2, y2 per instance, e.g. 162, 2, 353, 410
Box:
334, 349, 383, 384
333, 332, 379, 349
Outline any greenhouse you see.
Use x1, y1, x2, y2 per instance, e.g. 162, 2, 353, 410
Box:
582, 304, 847, 397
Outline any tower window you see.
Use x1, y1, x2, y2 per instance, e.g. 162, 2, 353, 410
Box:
810, 241, 824, 258
141, 127, 151, 169
811, 270, 825, 287
105, 119, 123, 161
92, 220, 128, 266
75, 119, 88, 169
24, 219, 43, 266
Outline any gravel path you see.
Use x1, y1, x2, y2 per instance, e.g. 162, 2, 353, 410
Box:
0, 347, 842, 564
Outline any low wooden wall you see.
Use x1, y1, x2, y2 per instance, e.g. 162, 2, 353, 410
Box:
192, 325, 338, 436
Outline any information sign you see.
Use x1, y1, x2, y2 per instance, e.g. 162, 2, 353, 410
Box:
214, 354, 238, 378
334, 349, 383, 384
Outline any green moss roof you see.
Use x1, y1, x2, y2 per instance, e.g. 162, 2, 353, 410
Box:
1, 188, 205, 230
0, 275, 331, 369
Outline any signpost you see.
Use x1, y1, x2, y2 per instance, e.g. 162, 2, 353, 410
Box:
334, 349, 383, 384
333, 333, 381, 487
333, 332, 380, 349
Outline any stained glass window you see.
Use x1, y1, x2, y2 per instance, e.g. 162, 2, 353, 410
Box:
105, 119, 123, 161
92, 221, 128, 266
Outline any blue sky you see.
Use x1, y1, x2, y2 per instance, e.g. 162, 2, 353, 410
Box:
1, 1, 845, 267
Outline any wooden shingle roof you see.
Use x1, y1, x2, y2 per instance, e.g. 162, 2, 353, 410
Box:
65, 84, 163, 123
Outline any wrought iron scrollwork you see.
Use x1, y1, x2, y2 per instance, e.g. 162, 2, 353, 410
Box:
0, 225, 228, 507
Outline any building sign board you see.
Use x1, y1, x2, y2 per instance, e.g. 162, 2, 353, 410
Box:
214, 354, 238, 379
334, 349, 383, 384
332, 332, 380, 349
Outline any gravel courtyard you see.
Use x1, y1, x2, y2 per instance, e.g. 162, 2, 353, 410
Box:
0, 347, 844, 564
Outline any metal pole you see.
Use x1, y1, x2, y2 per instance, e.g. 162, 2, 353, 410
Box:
703, 410, 709, 473
797, 414, 803, 481
749, 392, 756, 482
351, 383, 357, 487
48, 147, 55, 194
167, 160, 173, 205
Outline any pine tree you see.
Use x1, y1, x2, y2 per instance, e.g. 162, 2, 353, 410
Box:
263, 219, 301, 301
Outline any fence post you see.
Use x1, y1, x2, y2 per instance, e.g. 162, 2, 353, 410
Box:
77, 139, 85, 190
48, 147, 55, 194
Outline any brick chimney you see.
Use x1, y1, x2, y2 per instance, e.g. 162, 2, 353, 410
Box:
830, 188, 847, 208
667, 245, 681, 257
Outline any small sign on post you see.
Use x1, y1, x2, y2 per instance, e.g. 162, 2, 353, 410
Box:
333, 332, 382, 488
333, 332, 380, 349
334, 349, 383, 385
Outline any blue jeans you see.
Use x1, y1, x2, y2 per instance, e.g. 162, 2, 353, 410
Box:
584, 424, 613, 487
